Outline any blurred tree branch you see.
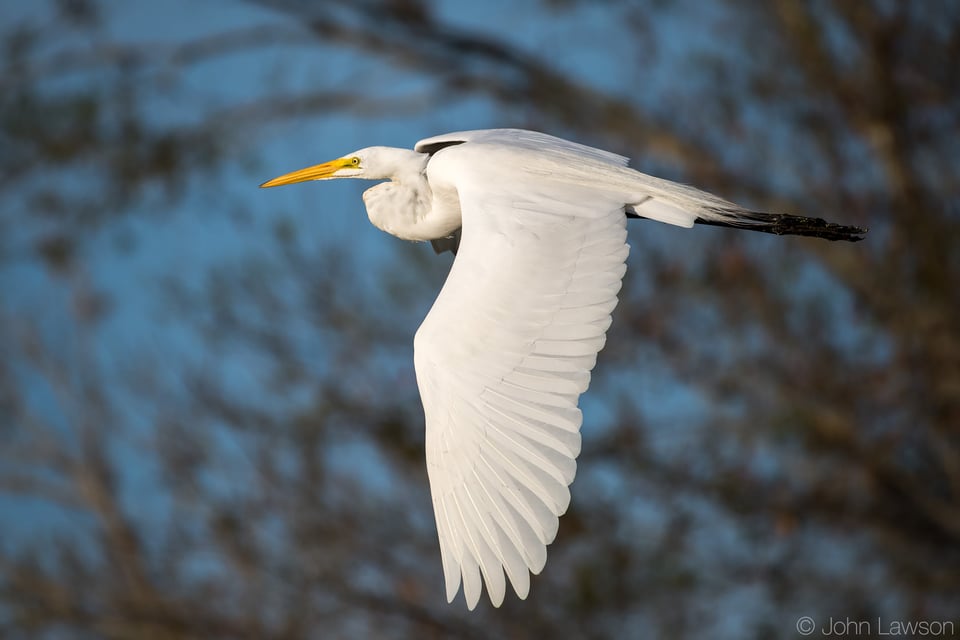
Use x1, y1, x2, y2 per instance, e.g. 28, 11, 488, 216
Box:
1, 0, 958, 637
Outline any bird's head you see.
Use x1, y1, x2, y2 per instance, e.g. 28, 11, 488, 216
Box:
260, 146, 426, 188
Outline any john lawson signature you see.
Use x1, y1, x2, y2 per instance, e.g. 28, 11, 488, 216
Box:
797, 616, 957, 637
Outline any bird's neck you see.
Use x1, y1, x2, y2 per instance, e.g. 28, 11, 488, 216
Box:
363, 154, 461, 242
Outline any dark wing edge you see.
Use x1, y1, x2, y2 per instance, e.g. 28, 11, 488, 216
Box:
627, 207, 867, 242
430, 228, 462, 255
416, 140, 467, 156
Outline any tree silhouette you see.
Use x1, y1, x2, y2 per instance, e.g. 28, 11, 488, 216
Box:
1, 1, 957, 638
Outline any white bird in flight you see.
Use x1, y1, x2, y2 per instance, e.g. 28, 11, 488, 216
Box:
261, 129, 864, 609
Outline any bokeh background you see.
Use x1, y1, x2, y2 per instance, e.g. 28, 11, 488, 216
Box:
1, 1, 958, 638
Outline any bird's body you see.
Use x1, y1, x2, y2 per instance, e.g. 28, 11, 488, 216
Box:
261, 129, 865, 610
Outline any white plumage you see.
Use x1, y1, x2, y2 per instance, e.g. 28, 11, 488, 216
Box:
415, 146, 628, 608
260, 128, 866, 609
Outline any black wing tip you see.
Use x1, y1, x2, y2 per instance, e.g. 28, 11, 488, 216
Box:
698, 208, 868, 242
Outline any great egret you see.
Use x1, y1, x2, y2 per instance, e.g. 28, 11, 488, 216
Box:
261, 128, 865, 609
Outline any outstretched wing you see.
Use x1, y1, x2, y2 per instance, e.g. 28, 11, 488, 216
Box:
413, 141, 629, 609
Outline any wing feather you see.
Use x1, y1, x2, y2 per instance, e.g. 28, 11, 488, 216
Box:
475, 454, 552, 566
457, 478, 506, 607
503, 368, 589, 394
415, 128, 630, 168
414, 141, 629, 608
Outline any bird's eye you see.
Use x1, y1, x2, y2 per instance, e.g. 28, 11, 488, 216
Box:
350, 157, 360, 166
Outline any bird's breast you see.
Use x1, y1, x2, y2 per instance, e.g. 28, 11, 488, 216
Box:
363, 177, 461, 242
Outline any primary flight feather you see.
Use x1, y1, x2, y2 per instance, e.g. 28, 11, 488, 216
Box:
261, 128, 865, 609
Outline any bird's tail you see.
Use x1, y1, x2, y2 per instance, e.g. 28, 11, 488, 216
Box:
693, 207, 867, 242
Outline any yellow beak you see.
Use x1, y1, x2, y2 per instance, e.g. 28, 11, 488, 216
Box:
260, 158, 351, 188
